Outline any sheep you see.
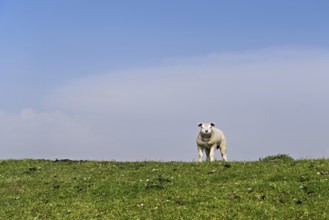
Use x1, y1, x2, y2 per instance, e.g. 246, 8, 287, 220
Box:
196, 122, 227, 162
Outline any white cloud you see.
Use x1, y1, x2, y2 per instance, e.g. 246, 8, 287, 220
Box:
2, 47, 329, 161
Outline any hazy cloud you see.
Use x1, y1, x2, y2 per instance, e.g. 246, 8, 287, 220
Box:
0, 108, 108, 160
2, 47, 329, 161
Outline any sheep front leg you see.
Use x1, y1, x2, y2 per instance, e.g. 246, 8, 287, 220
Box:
197, 146, 204, 162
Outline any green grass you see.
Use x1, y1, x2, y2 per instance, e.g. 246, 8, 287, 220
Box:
1, 155, 329, 219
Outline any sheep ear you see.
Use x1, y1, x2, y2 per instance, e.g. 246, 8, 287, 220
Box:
198, 123, 203, 127
210, 123, 215, 126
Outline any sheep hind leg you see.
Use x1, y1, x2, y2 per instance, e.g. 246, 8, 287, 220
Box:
205, 148, 211, 162
209, 147, 216, 162
219, 142, 227, 162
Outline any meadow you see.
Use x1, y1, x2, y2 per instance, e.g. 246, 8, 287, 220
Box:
1, 155, 328, 219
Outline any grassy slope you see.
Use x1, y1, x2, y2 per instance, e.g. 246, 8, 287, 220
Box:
0, 157, 328, 219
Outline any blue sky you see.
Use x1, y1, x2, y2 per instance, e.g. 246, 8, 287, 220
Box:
1, 1, 329, 161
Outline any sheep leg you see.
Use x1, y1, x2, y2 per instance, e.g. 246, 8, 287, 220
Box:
209, 146, 216, 162
205, 148, 211, 161
197, 146, 204, 162
219, 142, 227, 161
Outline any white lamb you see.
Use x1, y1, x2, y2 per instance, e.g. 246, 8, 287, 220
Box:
196, 122, 227, 162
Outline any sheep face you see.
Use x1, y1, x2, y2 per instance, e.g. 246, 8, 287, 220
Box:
198, 123, 215, 136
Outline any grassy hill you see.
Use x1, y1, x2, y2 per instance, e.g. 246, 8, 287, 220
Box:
1, 155, 328, 219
